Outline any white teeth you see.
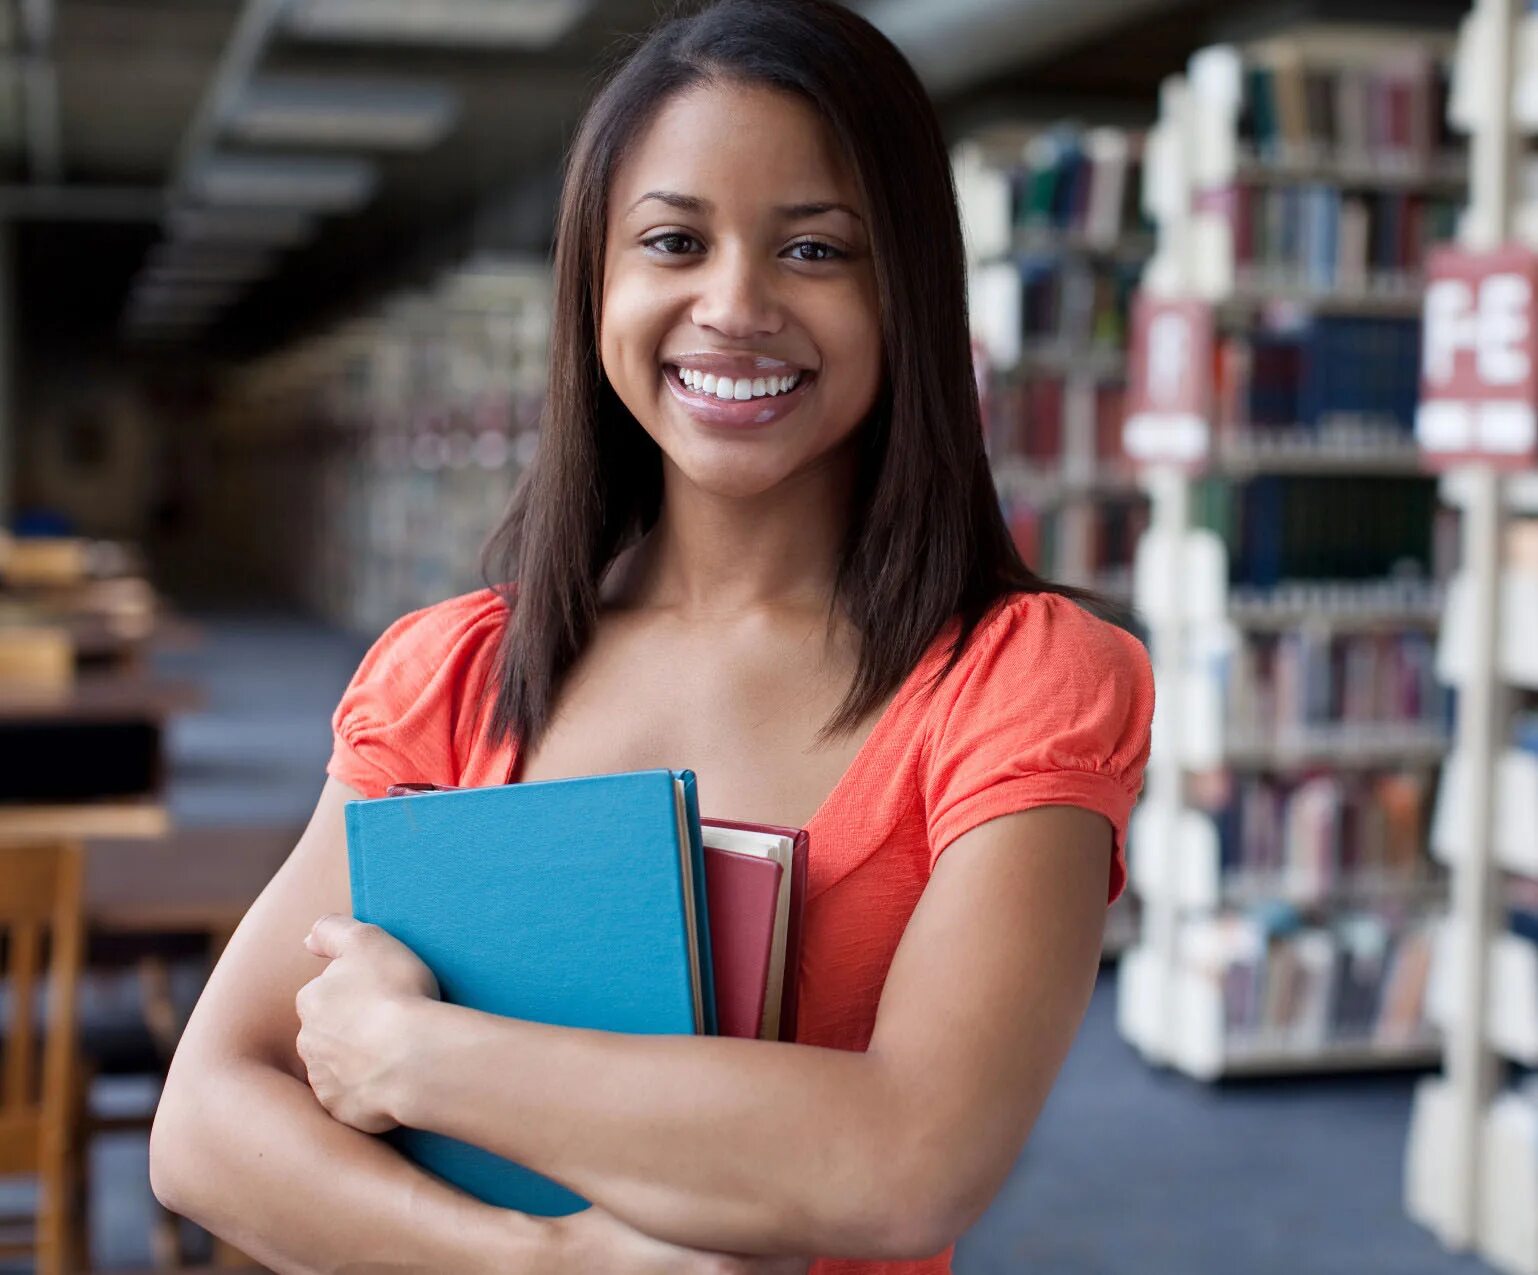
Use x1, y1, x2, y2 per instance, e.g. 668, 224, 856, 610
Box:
675, 366, 804, 399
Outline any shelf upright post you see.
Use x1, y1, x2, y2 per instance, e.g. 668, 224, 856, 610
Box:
1447, 0, 1515, 1247
1119, 74, 1216, 1066
1410, 0, 1522, 1249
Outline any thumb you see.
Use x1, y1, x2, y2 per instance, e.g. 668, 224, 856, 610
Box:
304, 912, 361, 959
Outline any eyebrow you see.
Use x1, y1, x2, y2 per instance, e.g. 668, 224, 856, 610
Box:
626, 190, 863, 222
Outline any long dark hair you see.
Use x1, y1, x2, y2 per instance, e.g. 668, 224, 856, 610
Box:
482, 0, 1119, 754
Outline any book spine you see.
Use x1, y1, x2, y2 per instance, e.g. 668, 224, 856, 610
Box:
676, 770, 719, 1036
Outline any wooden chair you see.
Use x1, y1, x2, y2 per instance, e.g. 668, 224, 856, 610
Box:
0, 627, 74, 689
0, 838, 86, 1275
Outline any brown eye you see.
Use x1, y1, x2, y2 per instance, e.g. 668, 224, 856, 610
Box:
642, 233, 699, 255
787, 240, 846, 263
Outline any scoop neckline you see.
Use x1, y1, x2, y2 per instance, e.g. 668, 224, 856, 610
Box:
500, 612, 963, 833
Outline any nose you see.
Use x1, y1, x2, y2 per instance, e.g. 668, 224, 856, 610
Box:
690, 242, 782, 340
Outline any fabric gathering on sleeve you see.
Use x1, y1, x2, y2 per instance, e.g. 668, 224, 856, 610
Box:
920, 590, 1155, 904
325, 588, 510, 799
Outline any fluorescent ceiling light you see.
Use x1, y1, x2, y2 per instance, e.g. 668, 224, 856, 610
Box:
166, 205, 317, 247
286, 0, 589, 48
228, 75, 460, 150
191, 152, 378, 212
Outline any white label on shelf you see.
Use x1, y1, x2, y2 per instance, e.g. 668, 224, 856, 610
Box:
1417, 401, 1474, 452
1125, 412, 1209, 463
1477, 402, 1538, 453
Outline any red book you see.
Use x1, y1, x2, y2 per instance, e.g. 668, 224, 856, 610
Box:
700, 817, 809, 1043
701, 848, 783, 1041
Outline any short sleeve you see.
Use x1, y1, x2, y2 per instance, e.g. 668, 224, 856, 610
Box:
326, 588, 510, 799
921, 592, 1154, 904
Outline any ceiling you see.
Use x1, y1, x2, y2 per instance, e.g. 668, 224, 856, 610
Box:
10, 0, 1470, 368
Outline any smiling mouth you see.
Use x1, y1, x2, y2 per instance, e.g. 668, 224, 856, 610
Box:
663, 364, 816, 400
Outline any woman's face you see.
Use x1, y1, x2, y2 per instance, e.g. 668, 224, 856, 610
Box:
600, 80, 881, 500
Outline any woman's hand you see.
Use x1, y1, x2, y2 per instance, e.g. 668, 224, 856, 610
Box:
295, 913, 439, 1134
553, 1204, 811, 1274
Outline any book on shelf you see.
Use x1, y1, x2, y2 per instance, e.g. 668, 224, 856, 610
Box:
1013, 126, 1149, 248
1010, 254, 1140, 353
1220, 626, 1450, 740
1197, 185, 1459, 296
1178, 905, 1438, 1049
1214, 315, 1423, 435
1204, 41, 1458, 177
346, 770, 808, 1215
1196, 769, 1434, 901
988, 377, 1129, 467
1191, 473, 1437, 588
1001, 496, 1146, 595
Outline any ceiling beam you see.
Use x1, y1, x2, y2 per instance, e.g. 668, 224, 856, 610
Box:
19, 0, 61, 181
171, 0, 293, 198
857, 0, 1186, 98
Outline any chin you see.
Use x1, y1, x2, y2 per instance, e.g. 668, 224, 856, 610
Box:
668, 448, 800, 500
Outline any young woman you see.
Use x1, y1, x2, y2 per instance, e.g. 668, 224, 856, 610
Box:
151, 2, 1154, 1271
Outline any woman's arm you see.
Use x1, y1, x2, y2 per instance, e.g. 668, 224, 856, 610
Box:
375, 805, 1111, 1262
154, 777, 803, 1275
150, 778, 552, 1273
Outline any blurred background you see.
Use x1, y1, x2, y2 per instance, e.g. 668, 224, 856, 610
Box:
2, 0, 1536, 1271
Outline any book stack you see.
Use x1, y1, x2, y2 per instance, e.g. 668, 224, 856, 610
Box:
348, 770, 808, 1215
1117, 26, 1461, 1083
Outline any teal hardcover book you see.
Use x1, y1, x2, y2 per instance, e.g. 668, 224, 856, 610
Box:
344, 767, 717, 1216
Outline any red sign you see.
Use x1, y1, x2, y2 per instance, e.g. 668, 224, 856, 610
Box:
1123, 294, 1214, 469
1417, 244, 1538, 470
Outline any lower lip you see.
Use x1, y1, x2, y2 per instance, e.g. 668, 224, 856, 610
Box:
663, 364, 814, 429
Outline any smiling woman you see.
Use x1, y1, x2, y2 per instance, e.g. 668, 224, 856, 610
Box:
148, 3, 1154, 1274
598, 82, 880, 485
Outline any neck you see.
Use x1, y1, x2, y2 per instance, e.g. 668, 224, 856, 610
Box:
615, 442, 859, 622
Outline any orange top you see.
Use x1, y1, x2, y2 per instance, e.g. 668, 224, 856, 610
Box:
327, 586, 1155, 1275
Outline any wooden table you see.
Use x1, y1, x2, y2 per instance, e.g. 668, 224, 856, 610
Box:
86, 824, 299, 947
0, 671, 203, 721
85, 824, 299, 1275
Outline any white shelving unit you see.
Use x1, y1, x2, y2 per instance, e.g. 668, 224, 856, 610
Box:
954, 124, 1152, 956
1404, 1, 1538, 1268
215, 254, 551, 635
954, 124, 1149, 601
1118, 31, 1458, 1081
